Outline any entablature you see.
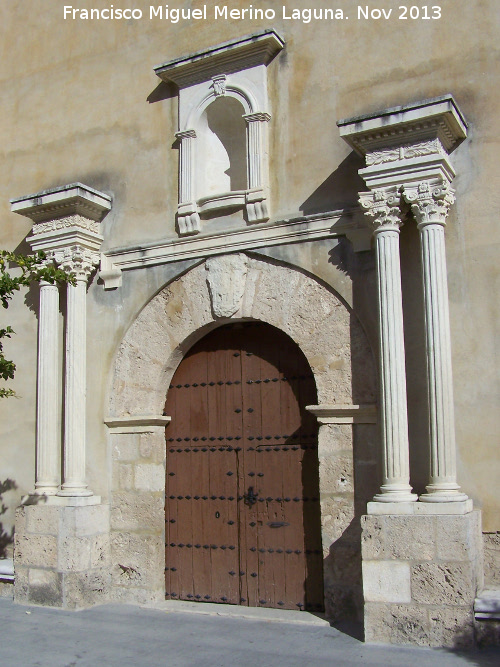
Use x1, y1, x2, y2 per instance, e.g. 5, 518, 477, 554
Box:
99, 207, 368, 289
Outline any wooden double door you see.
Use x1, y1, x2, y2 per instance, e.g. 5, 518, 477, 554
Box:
164, 322, 323, 611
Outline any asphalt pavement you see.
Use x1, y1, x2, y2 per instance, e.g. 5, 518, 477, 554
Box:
0, 597, 498, 667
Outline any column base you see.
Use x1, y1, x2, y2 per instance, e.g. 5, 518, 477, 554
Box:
372, 491, 418, 504
368, 498, 473, 515
32, 486, 59, 496
23, 494, 102, 507
57, 487, 93, 498
420, 486, 469, 503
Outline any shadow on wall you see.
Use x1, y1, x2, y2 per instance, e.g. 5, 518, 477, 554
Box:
0, 479, 17, 559
323, 241, 379, 639
300, 152, 366, 216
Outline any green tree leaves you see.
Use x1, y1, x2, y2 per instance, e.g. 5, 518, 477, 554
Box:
0, 251, 75, 397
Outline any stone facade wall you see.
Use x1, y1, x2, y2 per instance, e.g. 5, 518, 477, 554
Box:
109, 428, 166, 604
362, 511, 483, 648
320, 422, 379, 622
483, 532, 500, 588
14, 503, 110, 609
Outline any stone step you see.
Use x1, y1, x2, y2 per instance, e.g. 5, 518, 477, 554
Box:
0, 560, 14, 582
475, 590, 500, 620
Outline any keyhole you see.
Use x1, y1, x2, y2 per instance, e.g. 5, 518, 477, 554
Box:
215, 511, 220, 519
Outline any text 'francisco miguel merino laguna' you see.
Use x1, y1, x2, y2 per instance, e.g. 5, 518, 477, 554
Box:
63, 5, 443, 22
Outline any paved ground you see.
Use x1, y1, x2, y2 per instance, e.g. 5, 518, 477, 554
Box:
0, 598, 498, 667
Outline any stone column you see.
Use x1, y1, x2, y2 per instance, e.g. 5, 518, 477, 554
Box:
176, 129, 201, 236
243, 112, 270, 223
56, 246, 99, 497
360, 188, 417, 503
34, 273, 60, 495
403, 181, 468, 502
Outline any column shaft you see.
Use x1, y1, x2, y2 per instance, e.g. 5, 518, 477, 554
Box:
177, 130, 196, 204
34, 281, 60, 495
246, 118, 262, 189
418, 222, 467, 501
244, 113, 270, 190
373, 227, 417, 502
59, 278, 91, 496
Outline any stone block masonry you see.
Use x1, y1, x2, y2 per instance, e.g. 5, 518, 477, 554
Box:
109, 428, 166, 605
362, 511, 483, 648
14, 503, 110, 609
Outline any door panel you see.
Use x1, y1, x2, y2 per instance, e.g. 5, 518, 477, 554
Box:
165, 322, 323, 611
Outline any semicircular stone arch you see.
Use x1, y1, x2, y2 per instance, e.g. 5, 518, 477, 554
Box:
109, 254, 376, 418
107, 253, 379, 619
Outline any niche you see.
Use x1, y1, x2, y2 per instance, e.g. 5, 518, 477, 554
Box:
154, 30, 284, 236
197, 97, 247, 206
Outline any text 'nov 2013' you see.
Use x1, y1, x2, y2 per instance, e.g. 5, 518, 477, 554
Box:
63, 6, 443, 23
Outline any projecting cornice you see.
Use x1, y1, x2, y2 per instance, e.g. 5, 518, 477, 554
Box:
337, 95, 467, 156
154, 29, 284, 87
11, 183, 111, 256
10, 183, 112, 223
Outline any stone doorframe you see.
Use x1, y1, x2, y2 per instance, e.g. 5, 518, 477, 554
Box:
106, 254, 379, 616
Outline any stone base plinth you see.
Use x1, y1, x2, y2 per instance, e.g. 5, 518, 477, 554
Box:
361, 510, 483, 648
14, 503, 110, 609
0, 581, 13, 599
367, 499, 473, 515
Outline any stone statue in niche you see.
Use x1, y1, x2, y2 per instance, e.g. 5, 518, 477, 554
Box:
205, 253, 248, 318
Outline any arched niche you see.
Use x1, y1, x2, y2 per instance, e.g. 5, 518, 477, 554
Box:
155, 31, 284, 236
196, 96, 247, 203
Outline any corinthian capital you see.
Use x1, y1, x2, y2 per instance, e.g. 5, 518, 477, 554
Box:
359, 186, 403, 232
54, 245, 100, 281
402, 180, 455, 227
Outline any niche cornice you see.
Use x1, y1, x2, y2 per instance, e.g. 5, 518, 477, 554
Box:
154, 30, 284, 88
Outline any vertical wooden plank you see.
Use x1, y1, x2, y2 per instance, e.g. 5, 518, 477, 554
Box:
223, 326, 243, 605
279, 335, 306, 610
164, 380, 177, 598
172, 353, 196, 602
239, 324, 262, 607
187, 346, 210, 603
257, 328, 285, 609
205, 333, 239, 604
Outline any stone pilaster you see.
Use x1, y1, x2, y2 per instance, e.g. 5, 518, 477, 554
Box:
338, 96, 470, 509
34, 273, 60, 495
403, 180, 468, 502
360, 187, 417, 503
176, 129, 201, 236
243, 112, 270, 223
11, 183, 112, 608
12, 183, 111, 502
